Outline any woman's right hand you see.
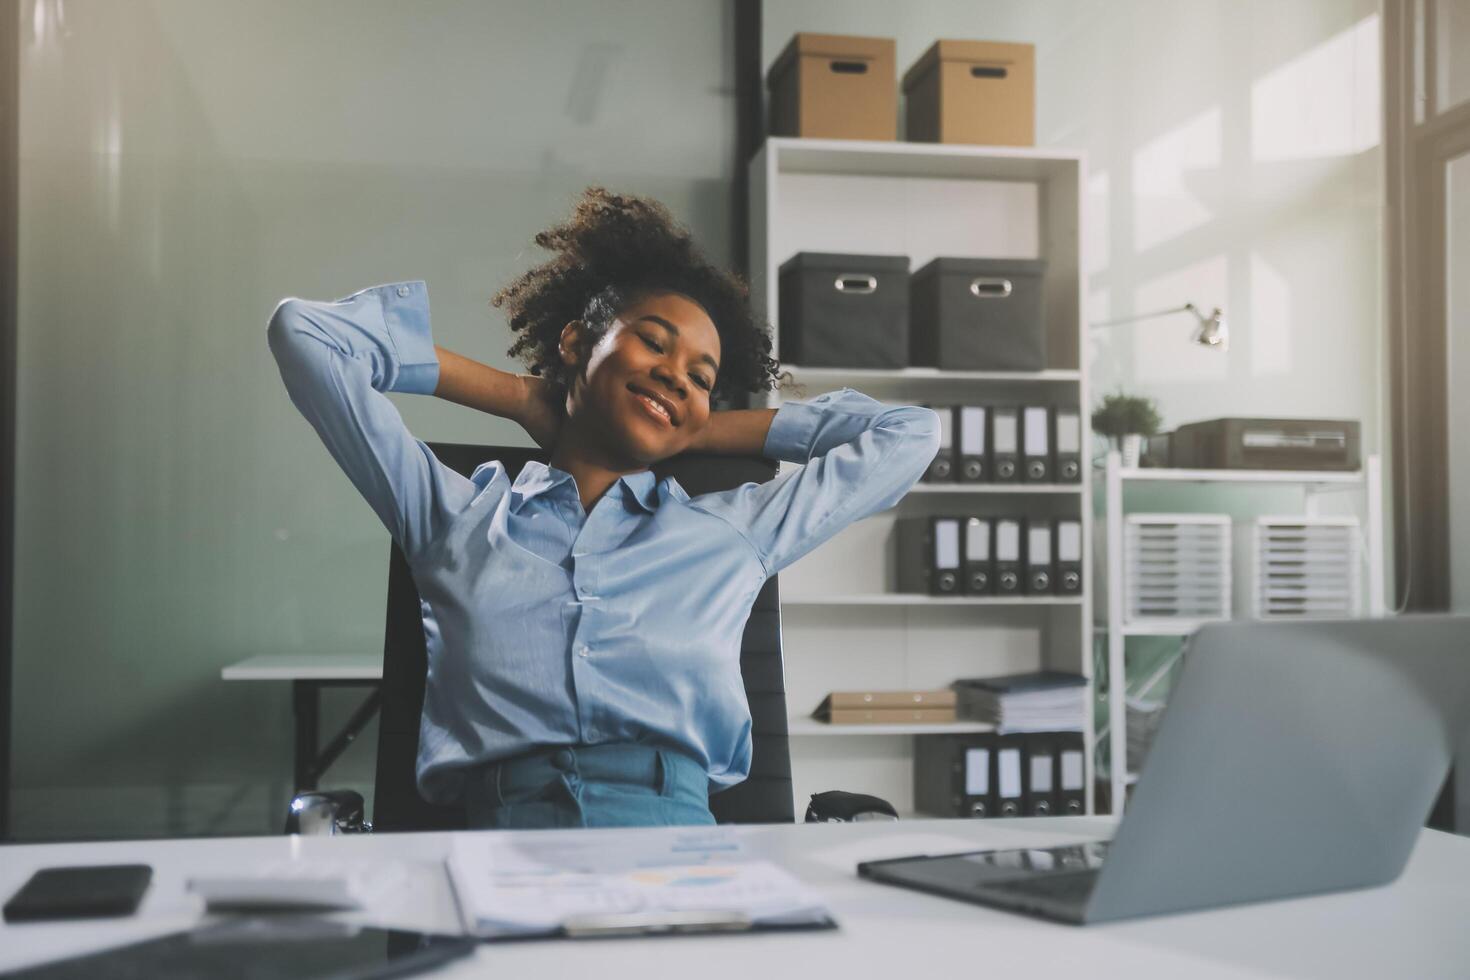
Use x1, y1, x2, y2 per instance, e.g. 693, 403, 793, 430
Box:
516, 374, 564, 450
433, 345, 562, 449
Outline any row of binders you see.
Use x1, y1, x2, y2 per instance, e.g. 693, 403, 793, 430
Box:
916, 731, 1085, 818
897, 515, 1083, 595
924, 405, 1082, 484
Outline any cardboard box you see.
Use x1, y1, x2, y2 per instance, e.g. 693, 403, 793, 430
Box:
766, 33, 896, 140
902, 40, 1035, 146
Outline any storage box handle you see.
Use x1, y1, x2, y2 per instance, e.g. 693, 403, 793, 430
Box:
829, 60, 869, 75
969, 277, 1013, 299
971, 65, 1008, 79
834, 275, 877, 295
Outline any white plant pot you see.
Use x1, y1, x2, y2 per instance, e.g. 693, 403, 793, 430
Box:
1120, 433, 1144, 468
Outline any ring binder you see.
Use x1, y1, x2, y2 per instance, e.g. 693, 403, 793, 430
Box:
957, 406, 988, 482
1025, 518, 1053, 594
924, 406, 956, 481
990, 407, 1019, 482
1054, 408, 1081, 482
964, 517, 994, 594
1022, 406, 1051, 482
1056, 519, 1083, 595
994, 518, 1022, 594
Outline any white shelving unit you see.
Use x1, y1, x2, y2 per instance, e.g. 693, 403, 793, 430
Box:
784, 366, 1083, 384
786, 719, 994, 737
1099, 451, 1386, 812
784, 595, 1086, 607
749, 137, 1091, 815
906, 483, 1082, 496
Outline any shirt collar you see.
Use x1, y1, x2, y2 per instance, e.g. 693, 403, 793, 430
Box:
509, 461, 662, 514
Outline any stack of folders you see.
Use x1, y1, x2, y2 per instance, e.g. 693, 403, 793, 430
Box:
895, 515, 1084, 597
921, 405, 1083, 484
812, 690, 956, 725
951, 671, 1087, 733
1125, 697, 1166, 771
914, 731, 1086, 818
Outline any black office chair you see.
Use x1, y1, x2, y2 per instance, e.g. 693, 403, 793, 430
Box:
369, 442, 797, 831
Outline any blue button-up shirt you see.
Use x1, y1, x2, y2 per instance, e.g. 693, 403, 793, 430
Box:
267, 280, 939, 804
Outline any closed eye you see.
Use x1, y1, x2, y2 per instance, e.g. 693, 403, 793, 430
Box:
642, 333, 713, 391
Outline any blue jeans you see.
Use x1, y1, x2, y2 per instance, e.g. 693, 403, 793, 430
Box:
463, 743, 717, 830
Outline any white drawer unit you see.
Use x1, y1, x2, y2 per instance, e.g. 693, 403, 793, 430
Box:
1123, 514, 1232, 624
1239, 516, 1363, 619
1101, 455, 1385, 816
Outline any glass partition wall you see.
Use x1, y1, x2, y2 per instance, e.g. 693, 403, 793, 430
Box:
14, 0, 738, 840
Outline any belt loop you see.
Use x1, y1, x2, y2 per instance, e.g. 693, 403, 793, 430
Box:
493, 761, 505, 807
655, 750, 671, 797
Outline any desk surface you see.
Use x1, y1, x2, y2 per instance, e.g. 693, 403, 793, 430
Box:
3, 818, 1468, 979
220, 654, 381, 681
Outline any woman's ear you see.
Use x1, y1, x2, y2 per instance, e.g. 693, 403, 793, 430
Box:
558, 320, 583, 368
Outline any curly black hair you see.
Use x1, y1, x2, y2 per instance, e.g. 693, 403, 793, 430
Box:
493, 187, 780, 408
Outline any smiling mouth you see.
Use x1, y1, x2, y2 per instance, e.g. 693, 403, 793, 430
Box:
628, 386, 677, 426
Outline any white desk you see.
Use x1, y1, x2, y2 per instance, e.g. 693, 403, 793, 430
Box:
221, 655, 382, 792
220, 654, 382, 683
3, 817, 1469, 978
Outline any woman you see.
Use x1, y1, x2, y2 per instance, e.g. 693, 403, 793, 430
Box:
267, 188, 939, 830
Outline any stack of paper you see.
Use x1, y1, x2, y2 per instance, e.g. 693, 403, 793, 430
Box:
445, 828, 834, 939
1126, 697, 1166, 770
952, 671, 1087, 733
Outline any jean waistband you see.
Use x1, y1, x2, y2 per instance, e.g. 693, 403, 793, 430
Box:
485, 743, 707, 803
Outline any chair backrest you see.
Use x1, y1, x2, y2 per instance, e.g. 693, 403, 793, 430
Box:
372, 442, 794, 831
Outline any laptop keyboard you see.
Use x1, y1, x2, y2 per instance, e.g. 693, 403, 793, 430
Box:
984, 869, 1100, 906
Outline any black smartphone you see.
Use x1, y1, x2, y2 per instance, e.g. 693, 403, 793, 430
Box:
3, 864, 153, 922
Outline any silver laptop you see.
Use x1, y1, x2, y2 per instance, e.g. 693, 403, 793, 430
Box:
858, 615, 1470, 923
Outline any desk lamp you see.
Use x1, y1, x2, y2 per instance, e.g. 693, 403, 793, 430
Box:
1091, 303, 1229, 351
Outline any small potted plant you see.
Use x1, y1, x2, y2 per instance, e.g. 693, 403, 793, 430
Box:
1091, 392, 1162, 467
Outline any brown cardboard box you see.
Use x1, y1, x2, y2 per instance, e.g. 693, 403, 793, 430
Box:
813, 691, 959, 725
902, 40, 1035, 146
818, 708, 959, 725
816, 690, 958, 712
766, 33, 896, 140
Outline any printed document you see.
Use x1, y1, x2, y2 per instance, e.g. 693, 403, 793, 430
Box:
445, 827, 833, 937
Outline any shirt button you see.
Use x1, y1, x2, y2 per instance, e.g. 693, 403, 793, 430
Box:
396, 285, 410, 297
577, 644, 590, 658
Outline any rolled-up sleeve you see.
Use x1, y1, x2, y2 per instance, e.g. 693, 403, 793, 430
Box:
266, 280, 473, 560
692, 388, 941, 575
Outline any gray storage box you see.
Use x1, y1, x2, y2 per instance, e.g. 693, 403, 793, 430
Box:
910, 257, 1047, 371
778, 252, 910, 368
